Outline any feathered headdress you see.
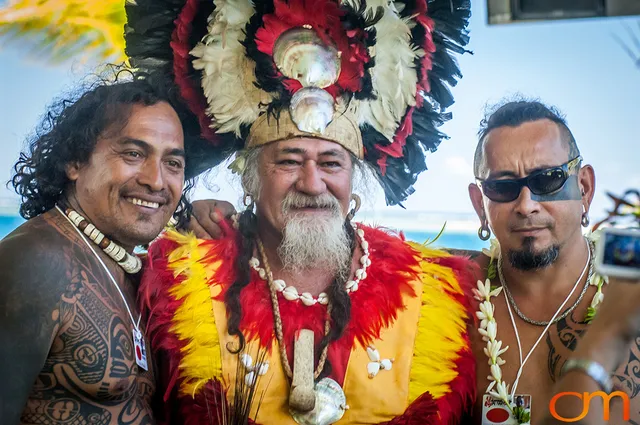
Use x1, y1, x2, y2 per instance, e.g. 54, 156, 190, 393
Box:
125, 0, 471, 205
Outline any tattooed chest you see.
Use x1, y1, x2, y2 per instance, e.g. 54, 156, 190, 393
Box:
37, 281, 155, 405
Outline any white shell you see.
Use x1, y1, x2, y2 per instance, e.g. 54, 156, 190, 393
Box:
245, 371, 256, 386
361, 241, 369, 250
258, 268, 267, 280
249, 257, 259, 268
360, 255, 369, 265
273, 279, 287, 292
357, 229, 365, 238
290, 377, 347, 425
289, 87, 335, 134
256, 361, 269, 376
350, 281, 359, 293
367, 362, 381, 378
240, 353, 253, 369
365, 258, 372, 267
366, 346, 380, 362
355, 269, 364, 280
273, 27, 341, 88
380, 359, 393, 370
317, 293, 329, 305
345, 280, 357, 290
283, 286, 300, 301
360, 271, 367, 281
300, 292, 317, 306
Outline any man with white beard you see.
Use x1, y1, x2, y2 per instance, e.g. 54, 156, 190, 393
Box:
120, 0, 475, 422
141, 136, 480, 425
141, 133, 475, 424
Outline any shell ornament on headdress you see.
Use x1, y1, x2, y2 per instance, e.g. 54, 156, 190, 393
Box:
125, 0, 471, 205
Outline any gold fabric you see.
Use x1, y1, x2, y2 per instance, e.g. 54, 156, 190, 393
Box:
209, 279, 423, 424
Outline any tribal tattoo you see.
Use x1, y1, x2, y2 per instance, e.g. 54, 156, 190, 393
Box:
19, 214, 155, 425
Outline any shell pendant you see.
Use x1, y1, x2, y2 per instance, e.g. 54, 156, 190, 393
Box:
290, 378, 349, 425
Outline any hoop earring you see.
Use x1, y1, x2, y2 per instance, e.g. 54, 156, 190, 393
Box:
478, 222, 491, 241
243, 193, 255, 211
346, 194, 361, 221
581, 211, 590, 227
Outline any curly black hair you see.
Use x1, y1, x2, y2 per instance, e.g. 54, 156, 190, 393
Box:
11, 68, 206, 225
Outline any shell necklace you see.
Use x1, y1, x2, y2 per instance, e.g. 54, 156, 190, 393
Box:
249, 223, 371, 306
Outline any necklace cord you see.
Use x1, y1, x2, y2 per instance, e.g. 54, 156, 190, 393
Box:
257, 238, 331, 380
56, 205, 141, 330
501, 238, 592, 398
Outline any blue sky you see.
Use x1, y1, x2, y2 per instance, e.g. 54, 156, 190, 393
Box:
1, 1, 638, 228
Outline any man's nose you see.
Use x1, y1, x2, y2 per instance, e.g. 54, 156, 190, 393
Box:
295, 161, 327, 196
137, 160, 164, 192
513, 186, 541, 216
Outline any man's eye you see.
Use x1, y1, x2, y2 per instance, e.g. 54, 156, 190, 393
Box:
322, 161, 341, 168
278, 160, 300, 165
167, 160, 184, 169
125, 151, 142, 158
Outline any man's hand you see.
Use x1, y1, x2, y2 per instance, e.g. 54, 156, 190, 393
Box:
188, 200, 237, 239
569, 276, 640, 374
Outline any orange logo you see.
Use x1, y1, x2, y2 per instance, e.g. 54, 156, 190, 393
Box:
549, 391, 630, 422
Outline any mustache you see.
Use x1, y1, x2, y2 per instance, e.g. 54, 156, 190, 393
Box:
121, 187, 171, 204
508, 219, 554, 231
281, 193, 341, 213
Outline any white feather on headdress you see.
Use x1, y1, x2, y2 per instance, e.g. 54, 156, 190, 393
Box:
343, 0, 423, 142
191, 0, 273, 137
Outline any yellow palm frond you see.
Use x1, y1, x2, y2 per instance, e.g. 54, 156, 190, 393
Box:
0, 0, 126, 64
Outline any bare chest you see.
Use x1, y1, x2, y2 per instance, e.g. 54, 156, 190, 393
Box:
472, 292, 591, 425
24, 263, 155, 424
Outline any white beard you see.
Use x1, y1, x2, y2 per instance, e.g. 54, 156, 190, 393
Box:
277, 193, 352, 278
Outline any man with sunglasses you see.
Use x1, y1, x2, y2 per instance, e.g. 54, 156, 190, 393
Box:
467, 100, 636, 424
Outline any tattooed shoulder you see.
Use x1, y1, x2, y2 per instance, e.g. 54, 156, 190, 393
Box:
0, 214, 78, 422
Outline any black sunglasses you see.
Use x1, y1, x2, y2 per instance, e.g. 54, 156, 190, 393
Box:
476, 156, 582, 203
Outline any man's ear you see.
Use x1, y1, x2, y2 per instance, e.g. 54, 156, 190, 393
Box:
468, 183, 486, 222
578, 164, 596, 208
65, 162, 81, 182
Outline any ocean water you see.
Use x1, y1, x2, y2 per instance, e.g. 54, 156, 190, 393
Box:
0, 216, 24, 239
0, 216, 487, 251
404, 230, 488, 252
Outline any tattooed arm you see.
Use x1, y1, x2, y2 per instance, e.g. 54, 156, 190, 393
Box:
0, 226, 69, 424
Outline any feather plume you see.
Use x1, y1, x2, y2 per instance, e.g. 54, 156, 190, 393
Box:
349, 1, 421, 141
191, 0, 273, 137
0, 0, 126, 63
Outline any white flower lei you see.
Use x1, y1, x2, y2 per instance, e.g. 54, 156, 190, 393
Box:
473, 279, 515, 411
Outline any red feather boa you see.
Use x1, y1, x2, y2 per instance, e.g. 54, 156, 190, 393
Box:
140, 224, 478, 425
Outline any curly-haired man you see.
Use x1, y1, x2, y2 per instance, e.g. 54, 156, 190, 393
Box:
0, 72, 195, 425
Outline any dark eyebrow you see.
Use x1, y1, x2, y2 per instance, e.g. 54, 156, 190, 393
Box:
319, 149, 347, 159
119, 138, 185, 158
166, 148, 186, 158
487, 163, 565, 180
487, 170, 519, 180
279, 147, 306, 155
